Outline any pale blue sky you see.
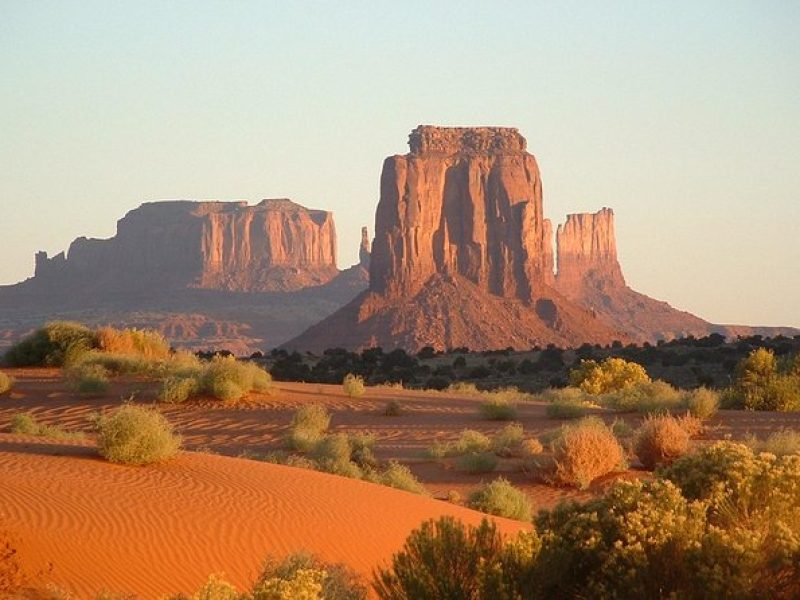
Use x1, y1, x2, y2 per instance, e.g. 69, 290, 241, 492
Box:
2, 1, 798, 327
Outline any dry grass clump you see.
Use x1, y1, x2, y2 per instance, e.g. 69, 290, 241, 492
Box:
343, 373, 366, 398
491, 423, 525, 457
0, 372, 12, 395
479, 397, 518, 421
96, 326, 171, 359
634, 414, 691, 470
96, 405, 181, 465
551, 417, 626, 489
9, 412, 84, 441
287, 404, 331, 452
684, 387, 720, 420
756, 429, 800, 457
468, 477, 533, 521
65, 363, 111, 395
457, 451, 498, 473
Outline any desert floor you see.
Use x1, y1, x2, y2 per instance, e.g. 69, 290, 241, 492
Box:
2, 368, 800, 598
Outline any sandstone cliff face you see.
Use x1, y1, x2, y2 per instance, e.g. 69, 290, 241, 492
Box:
359, 226, 371, 269
555, 208, 625, 296
34, 199, 339, 292
370, 126, 554, 301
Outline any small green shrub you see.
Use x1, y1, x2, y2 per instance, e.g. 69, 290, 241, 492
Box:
198, 356, 272, 403
569, 357, 650, 395
375, 461, 429, 496
9, 412, 84, 441
348, 432, 378, 469
684, 387, 719, 420
545, 400, 588, 420
310, 434, 362, 478
602, 380, 682, 413
551, 417, 625, 489
634, 414, 691, 470
159, 377, 199, 404
610, 418, 634, 439
3, 321, 97, 367
728, 348, 800, 411
457, 451, 498, 473
760, 429, 800, 457
342, 373, 365, 398
96, 405, 181, 465
479, 397, 518, 421
255, 552, 367, 600
491, 423, 524, 457
65, 363, 110, 395
287, 404, 330, 451
468, 477, 533, 521
0, 372, 13, 394
383, 400, 402, 416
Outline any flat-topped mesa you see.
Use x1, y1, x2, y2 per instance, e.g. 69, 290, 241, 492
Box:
555, 208, 625, 296
33, 199, 339, 292
409, 125, 527, 156
371, 125, 551, 300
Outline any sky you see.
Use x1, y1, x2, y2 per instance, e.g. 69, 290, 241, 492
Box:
1, 1, 798, 327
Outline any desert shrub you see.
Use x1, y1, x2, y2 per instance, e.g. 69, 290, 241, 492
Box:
383, 400, 402, 416
728, 348, 800, 411
540, 386, 588, 404
348, 432, 378, 469
96, 405, 181, 465
375, 461, 429, 496
65, 363, 110, 395
198, 356, 272, 403
427, 430, 492, 459
255, 553, 367, 600
468, 477, 532, 521
79, 351, 150, 375
445, 381, 480, 395
601, 380, 682, 413
610, 418, 634, 439
551, 417, 625, 489
684, 387, 719, 419
287, 405, 330, 451
3, 321, 98, 367
96, 326, 171, 359
478, 397, 517, 421
520, 438, 544, 457
634, 414, 691, 469
9, 412, 84, 440
159, 376, 200, 404
171, 573, 241, 600
545, 399, 588, 420
310, 433, 363, 478
457, 451, 498, 473
244, 450, 317, 470
342, 373, 365, 398
569, 357, 650, 395
759, 429, 800, 457
0, 372, 13, 394
491, 423, 524, 457
373, 517, 537, 600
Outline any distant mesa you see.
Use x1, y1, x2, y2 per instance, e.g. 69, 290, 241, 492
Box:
285, 125, 796, 352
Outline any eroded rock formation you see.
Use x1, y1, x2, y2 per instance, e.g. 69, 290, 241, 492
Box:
33, 199, 339, 292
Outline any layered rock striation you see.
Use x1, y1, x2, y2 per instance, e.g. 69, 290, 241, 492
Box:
32, 199, 339, 292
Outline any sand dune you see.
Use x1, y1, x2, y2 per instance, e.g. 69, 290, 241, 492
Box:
0, 435, 527, 598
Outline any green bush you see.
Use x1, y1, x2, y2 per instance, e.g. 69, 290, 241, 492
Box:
569, 357, 650, 395
374, 461, 429, 496
0, 372, 12, 394
198, 356, 272, 403
491, 423, 524, 457
479, 397, 517, 421
342, 373, 365, 398
373, 517, 537, 600
601, 380, 683, 413
255, 553, 367, 600
457, 451, 498, 474
468, 477, 533, 521
551, 417, 625, 489
4, 321, 97, 367
96, 405, 181, 465
759, 429, 800, 457
159, 376, 200, 404
426, 430, 491, 458
727, 348, 800, 411
684, 387, 719, 419
545, 400, 588, 420
310, 433, 363, 479
634, 414, 691, 470
9, 412, 84, 441
287, 405, 330, 451
65, 363, 111, 395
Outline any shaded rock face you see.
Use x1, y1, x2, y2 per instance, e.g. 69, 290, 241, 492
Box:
371, 125, 554, 301
555, 208, 625, 296
359, 226, 371, 269
34, 199, 339, 292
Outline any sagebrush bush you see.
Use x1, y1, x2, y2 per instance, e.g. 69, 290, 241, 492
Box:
0, 372, 12, 395
342, 373, 365, 398
96, 326, 171, 359
727, 348, 800, 411
601, 380, 682, 413
373, 461, 429, 496
468, 477, 533, 521
427, 430, 491, 458
545, 399, 588, 420
634, 414, 691, 469
569, 357, 650, 395
374, 517, 537, 600
684, 387, 719, 419
287, 404, 330, 451
457, 451, 498, 473
255, 553, 367, 600
759, 429, 800, 457
3, 321, 97, 367
491, 423, 524, 457
479, 397, 517, 421
310, 433, 363, 478
9, 412, 83, 440
65, 363, 110, 395
198, 356, 272, 403
96, 405, 181, 465
159, 376, 199, 404
551, 417, 625, 489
